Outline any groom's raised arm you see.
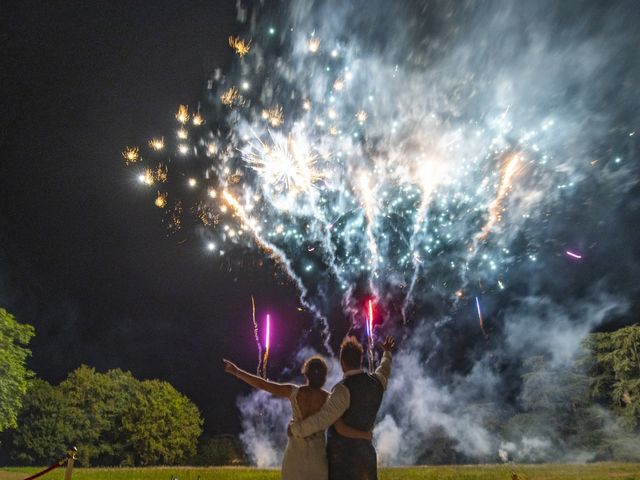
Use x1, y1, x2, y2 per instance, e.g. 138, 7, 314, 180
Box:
290, 384, 350, 438
373, 351, 392, 389
373, 336, 395, 390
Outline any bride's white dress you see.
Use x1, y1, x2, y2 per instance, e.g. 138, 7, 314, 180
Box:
281, 386, 328, 480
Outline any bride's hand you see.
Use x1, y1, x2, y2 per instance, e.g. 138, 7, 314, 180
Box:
223, 359, 239, 376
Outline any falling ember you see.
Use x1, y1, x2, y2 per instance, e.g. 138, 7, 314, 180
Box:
175, 105, 190, 124
155, 164, 168, 183
356, 110, 368, 123
565, 250, 582, 259
475, 296, 488, 338
192, 113, 204, 126
307, 37, 321, 53
333, 78, 345, 91
262, 314, 271, 378
148, 137, 165, 151
262, 105, 284, 127
207, 143, 218, 156
228, 36, 251, 57
154, 191, 167, 208
177, 128, 188, 140
122, 146, 139, 165
220, 87, 244, 107
140, 168, 154, 186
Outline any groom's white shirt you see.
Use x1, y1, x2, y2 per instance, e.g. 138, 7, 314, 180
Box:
290, 351, 392, 438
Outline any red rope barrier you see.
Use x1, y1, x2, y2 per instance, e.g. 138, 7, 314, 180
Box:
22, 459, 65, 480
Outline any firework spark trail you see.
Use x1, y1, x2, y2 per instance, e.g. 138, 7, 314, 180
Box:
476, 154, 525, 243
251, 295, 262, 375
262, 313, 271, 378
475, 296, 488, 338
223, 190, 332, 349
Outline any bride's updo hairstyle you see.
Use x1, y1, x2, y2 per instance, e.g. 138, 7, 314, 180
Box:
302, 355, 328, 389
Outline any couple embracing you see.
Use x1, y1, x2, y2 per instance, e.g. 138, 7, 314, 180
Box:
224, 335, 395, 480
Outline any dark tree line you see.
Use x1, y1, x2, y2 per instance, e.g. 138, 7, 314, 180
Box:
2, 306, 639, 466
1, 307, 203, 466
3, 366, 203, 466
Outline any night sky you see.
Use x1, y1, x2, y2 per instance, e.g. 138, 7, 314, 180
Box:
3, 0, 640, 454
1, 0, 305, 435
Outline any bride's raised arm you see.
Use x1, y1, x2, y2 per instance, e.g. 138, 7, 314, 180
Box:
223, 359, 294, 398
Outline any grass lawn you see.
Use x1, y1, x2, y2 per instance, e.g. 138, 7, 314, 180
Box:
1, 463, 639, 480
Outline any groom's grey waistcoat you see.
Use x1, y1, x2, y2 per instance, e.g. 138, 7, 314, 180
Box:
329, 372, 384, 436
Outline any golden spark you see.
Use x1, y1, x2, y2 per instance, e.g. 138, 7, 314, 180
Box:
263, 106, 284, 127
155, 164, 168, 183
220, 87, 244, 107
207, 143, 218, 156
122, 146, 140, 165
155, 191, 167, 208
148, 137, 164, 151
141, 168, 155, 186
192, 113, 204, 126
307, 37, 321, 53
356, 110, 368, 123
228, 36, 251, 57
176, 105, 190, 124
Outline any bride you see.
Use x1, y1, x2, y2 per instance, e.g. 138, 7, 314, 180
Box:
223, 355, 371, 479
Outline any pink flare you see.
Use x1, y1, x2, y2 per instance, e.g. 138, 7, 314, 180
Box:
368, 299, 374, 336
566, 250, 582, 259
265, 314, 270, 351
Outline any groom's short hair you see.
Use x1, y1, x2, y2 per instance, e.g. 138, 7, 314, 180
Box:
340, 336, 363, 369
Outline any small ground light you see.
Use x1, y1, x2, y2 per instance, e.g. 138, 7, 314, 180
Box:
188, 178, 197, 187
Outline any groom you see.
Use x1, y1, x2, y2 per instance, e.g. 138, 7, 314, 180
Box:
290, 335, 395, 480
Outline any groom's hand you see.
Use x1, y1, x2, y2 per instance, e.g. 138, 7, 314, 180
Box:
380, 336, 395, 352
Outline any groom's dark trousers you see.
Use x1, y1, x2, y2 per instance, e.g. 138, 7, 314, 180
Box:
326, 371, 384, 480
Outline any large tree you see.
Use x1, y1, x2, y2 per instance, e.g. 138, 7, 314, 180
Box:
57, 365, 139, 466
586, 324, 640, 431
121, 379, 203, 465
9, 379, 74, 464
0, 308, 35, 432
